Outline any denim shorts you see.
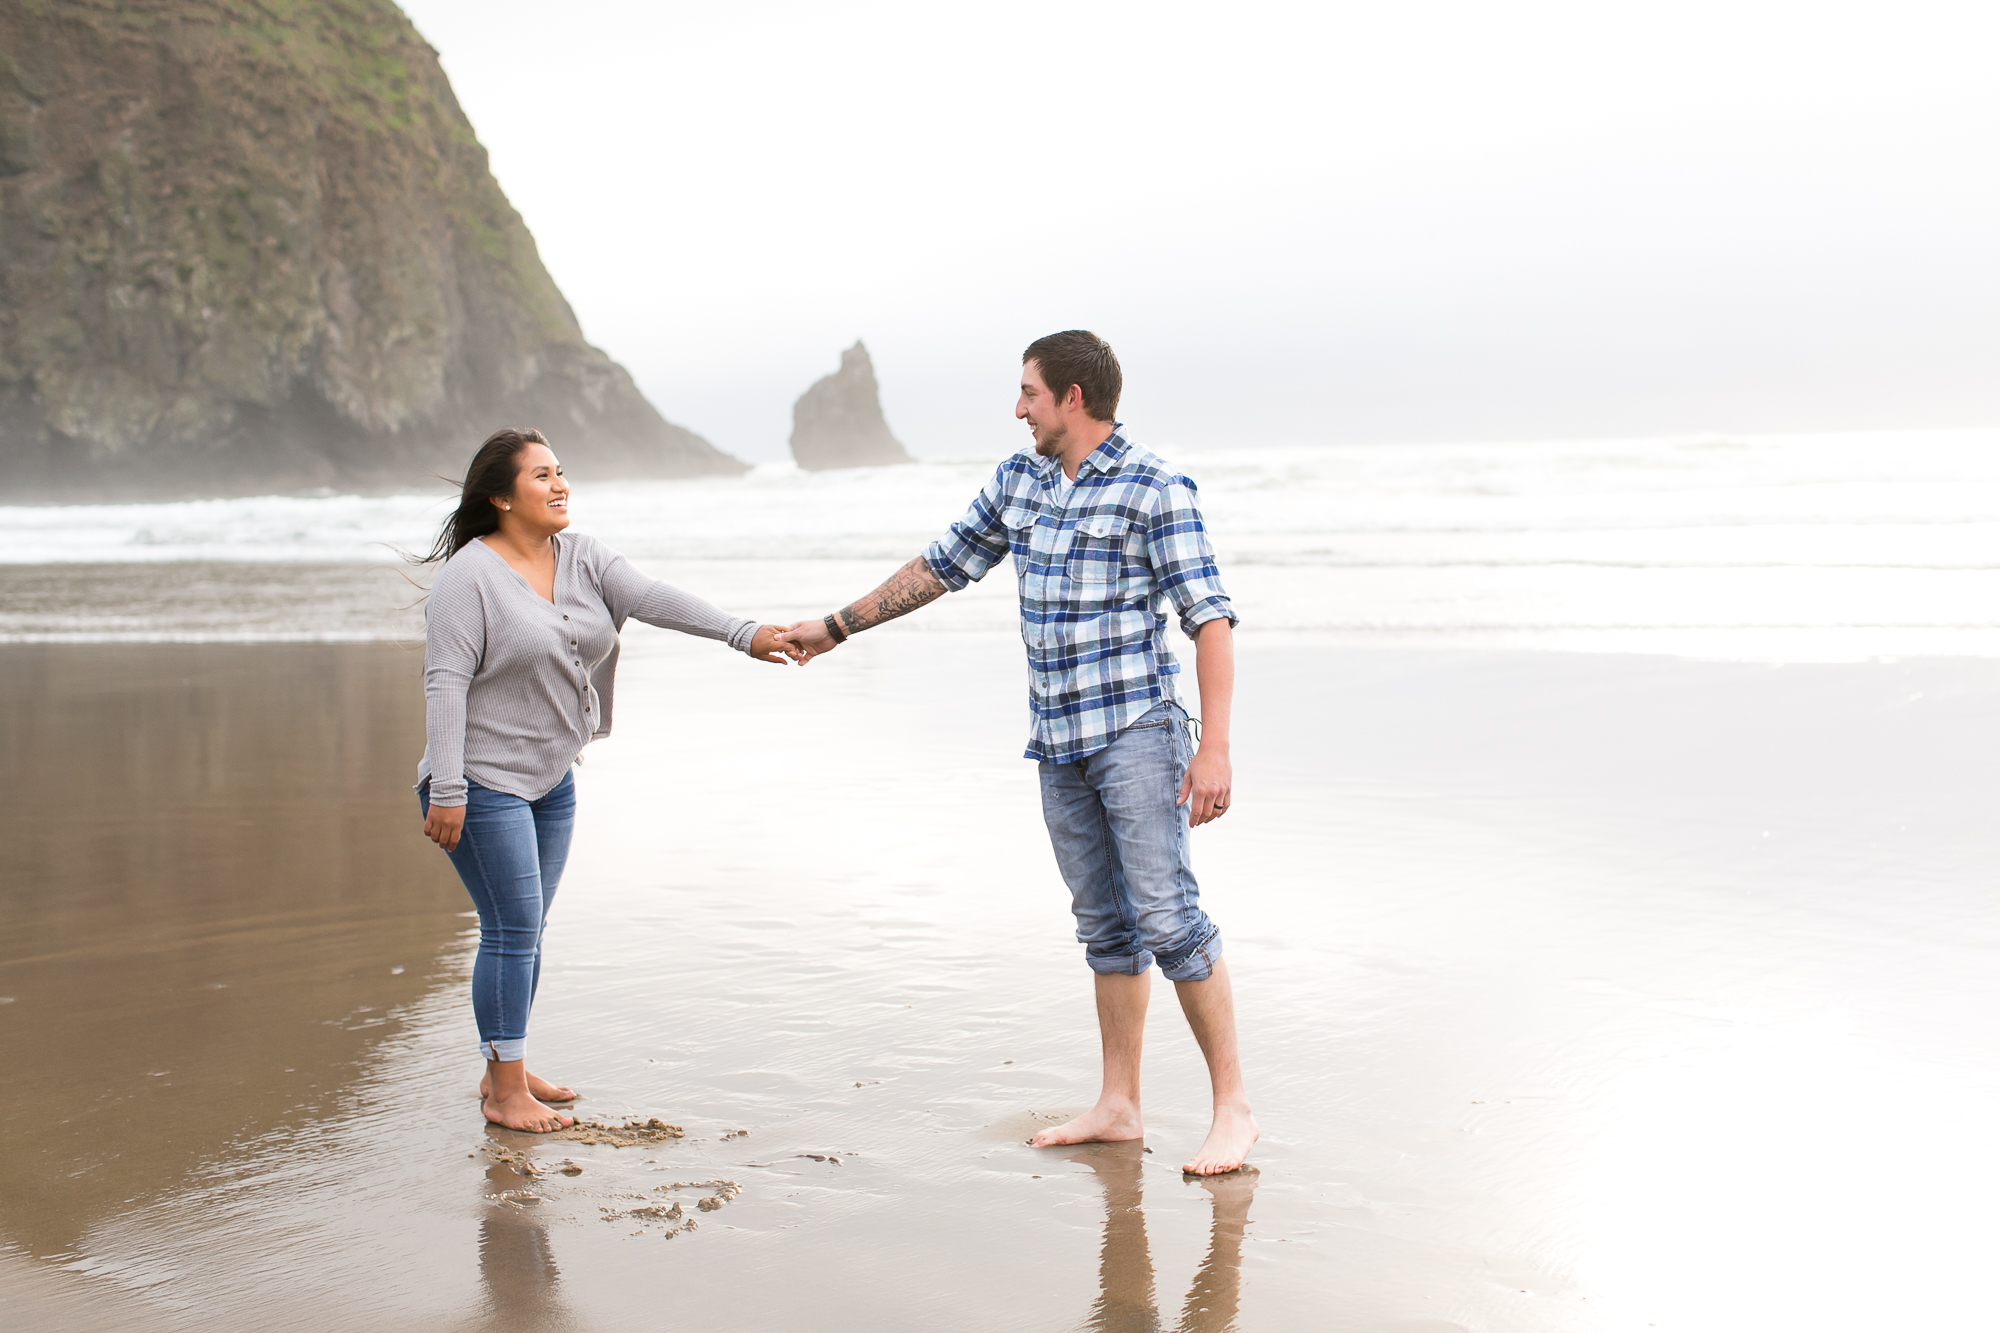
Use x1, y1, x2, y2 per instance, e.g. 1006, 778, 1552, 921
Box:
1038, 699, 1222, 982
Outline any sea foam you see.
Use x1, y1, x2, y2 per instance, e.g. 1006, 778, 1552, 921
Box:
4, 429, 1998, 657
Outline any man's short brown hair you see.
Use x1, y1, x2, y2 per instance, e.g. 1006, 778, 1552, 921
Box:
1023, 330, 1122, 423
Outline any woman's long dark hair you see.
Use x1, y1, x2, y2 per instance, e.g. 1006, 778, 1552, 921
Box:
414, 427, 549, 564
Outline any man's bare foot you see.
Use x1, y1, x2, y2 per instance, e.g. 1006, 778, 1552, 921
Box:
480, 1069, 575, 1103
1182, 1103, 1258, 1175
482, 1088, 574, 1133
1029, 1100, 1145, 1148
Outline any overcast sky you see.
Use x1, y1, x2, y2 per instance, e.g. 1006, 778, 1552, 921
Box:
399, 0, 2000, 463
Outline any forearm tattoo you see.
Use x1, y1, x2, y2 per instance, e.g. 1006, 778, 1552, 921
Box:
837, 557, 946, 634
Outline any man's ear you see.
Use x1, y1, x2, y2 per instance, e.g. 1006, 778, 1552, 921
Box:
1065, 383, 1086, 414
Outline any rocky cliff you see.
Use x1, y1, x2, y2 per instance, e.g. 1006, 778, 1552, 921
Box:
0, 0, 743, 498
789, 341, 911, 471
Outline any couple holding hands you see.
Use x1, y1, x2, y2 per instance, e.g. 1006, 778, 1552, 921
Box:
415, 331, 1257, 1175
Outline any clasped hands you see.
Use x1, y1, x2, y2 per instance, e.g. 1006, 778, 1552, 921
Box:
749, 619, 838, 665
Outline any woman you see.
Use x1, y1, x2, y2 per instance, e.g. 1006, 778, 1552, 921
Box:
415, 427, 798, 1132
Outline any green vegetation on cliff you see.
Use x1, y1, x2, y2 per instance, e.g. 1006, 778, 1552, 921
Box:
0, 0, 741, 495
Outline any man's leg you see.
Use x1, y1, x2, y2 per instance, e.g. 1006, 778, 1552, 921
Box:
1031, 969, 1150, 1146
1097, 704, 1258, 1174
1174, 957, 1258, 1174
1032, 748, 1155, 1148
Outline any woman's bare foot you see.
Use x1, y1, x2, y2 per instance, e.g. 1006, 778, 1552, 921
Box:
482, 1088, 574, 1133
480, 1069, 575, 1103
1030, 1098, 1145, 1147
1182, 1103, 1259, 1175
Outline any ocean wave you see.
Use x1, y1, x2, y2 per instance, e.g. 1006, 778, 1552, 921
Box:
4, 429, 1998, 657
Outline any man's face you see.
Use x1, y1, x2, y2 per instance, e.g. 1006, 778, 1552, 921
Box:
1016, 359, 1069, 457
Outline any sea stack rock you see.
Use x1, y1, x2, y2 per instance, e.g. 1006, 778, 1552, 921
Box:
789, 342, 912, 471
0, 0, 745, 498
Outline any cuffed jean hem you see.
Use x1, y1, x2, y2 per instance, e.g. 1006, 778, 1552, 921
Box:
1161, 928, 1223, 983
1085, 928, 1223, 983
481, 1038, 526, 1063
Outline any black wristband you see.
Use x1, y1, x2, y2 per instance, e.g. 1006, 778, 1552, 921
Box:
823, 612, 849, 644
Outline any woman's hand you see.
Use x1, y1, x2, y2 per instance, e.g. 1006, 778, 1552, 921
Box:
425, 802, 466, 852
750, 624, 808, 664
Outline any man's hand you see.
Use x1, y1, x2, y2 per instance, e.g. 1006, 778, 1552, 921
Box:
424, 802, 466, 852
750, 623, 808, 664
774, 617, 837, 663
1178, 743, 1232, 826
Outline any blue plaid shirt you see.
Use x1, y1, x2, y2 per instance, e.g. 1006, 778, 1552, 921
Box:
924, 427, 1237, 764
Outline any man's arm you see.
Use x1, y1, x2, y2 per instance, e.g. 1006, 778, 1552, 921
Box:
775, 555, 946, 656
782, 461, 1014, 658
1178, 618, 1234, 826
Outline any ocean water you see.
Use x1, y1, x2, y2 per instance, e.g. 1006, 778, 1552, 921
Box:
5, 427, 1998, 657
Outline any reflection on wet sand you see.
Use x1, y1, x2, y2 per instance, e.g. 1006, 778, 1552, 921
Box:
1070, 1142, 1257, 1333
4, 633, 1997, 1330
468, 1161, 574, 1333
0, 561, 426, 640
0, 643, 465, 1261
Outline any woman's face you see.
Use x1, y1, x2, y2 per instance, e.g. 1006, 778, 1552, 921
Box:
495, 443, 571, 535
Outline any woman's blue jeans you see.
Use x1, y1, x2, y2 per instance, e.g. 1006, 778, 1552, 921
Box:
418, 774, 575, 1062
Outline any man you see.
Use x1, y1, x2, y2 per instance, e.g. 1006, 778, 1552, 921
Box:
777, 330, 1256, 1175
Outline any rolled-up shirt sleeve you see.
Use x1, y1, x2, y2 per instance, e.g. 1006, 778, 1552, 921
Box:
1148, 476, 1238, 638
923, 464, 1014, 591
422, 577, 485, 807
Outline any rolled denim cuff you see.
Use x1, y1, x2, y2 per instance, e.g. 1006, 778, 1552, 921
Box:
1084, 949, 1156, 977
480, 1037, 526, 1063
1156, 931, 1223, 983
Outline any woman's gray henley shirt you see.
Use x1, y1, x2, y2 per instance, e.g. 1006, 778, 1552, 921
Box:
419, 532, 758, 806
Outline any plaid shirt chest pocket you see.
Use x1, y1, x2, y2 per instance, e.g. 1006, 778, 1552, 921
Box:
1001, 506, 1056, 599
1065, 510, 1139, 585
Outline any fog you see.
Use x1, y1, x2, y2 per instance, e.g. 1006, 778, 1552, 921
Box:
400, 0, 2000, 462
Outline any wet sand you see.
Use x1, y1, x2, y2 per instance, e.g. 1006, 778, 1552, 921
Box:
3, 633, 1998, 1330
